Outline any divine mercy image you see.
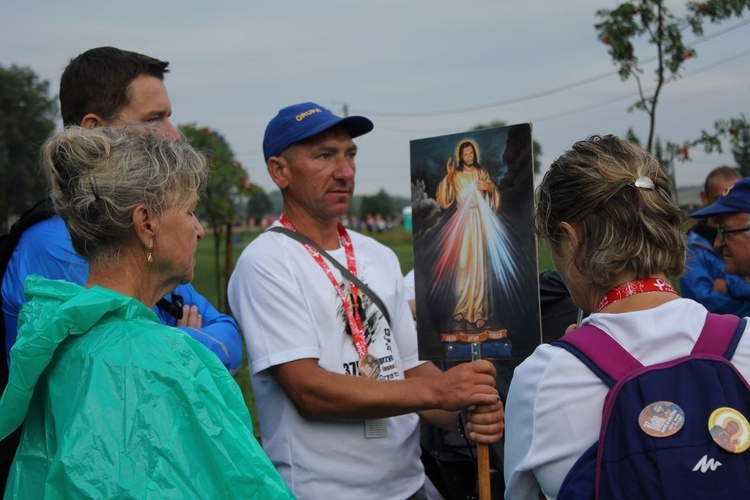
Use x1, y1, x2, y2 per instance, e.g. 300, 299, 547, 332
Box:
409, 124, 541, 361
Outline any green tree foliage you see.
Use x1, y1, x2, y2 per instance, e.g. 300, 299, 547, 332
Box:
471, 121, 543, 173
179, 124, 250, 311
595, 0, 749, 152
360, 189, 393, 219
0, 65, 57, 231
733, 127, 750, 176
671, 114, 750, 167
246, 184, 272, 225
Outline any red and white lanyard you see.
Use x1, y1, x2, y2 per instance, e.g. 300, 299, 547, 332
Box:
278, 214, 369, 358
596, 277, 677, 313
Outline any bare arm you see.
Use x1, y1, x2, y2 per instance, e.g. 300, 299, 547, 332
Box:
713, 278, 728, 294
436, 158, 458, 209
271, 358, 504, 444
270, 358, 498, 419
407, 298, 417, 319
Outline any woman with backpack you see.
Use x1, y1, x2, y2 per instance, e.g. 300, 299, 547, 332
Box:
504, 135, 750, 499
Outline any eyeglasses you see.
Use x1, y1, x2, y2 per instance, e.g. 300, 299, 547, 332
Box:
716, 224, 750, 242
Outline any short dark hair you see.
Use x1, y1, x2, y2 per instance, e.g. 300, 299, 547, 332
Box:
59, 47, 170, 126
704, 165, 741, 195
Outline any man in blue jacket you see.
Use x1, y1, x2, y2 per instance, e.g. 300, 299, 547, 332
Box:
681, 166, 750, 317
1, 47, 242, 374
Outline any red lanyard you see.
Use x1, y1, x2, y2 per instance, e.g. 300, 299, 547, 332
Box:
278, 214, 368, 358
596, 278, 677, 313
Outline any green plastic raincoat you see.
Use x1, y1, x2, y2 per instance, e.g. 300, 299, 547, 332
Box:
0, 275, 293, 499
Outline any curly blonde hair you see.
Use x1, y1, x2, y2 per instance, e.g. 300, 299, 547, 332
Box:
534, 135, 686, 289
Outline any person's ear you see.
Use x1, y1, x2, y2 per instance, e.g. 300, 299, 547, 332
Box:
699, 190, 709, 207
132, 204, 158, 248
80, 113, 106, 129
559, 221, 580, 247
267, 156, 290, 190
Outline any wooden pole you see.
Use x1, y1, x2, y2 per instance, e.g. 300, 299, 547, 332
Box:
477, 444, 491, 500
472, 342, 491, 500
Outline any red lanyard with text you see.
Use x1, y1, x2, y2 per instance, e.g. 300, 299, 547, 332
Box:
278, 215, 369, 361
596, 277, 677, 313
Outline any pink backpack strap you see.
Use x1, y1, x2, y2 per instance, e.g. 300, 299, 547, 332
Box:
554, 326, 642, 388
556, 313, 747, 388
691, 312, 745, 359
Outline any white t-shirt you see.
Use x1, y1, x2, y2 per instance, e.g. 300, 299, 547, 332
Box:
228, 225, 425, 500
503, 299, 750, 500
404, 269, 415, 302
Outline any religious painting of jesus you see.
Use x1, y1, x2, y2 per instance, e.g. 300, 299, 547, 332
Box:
410, 124, 541, 361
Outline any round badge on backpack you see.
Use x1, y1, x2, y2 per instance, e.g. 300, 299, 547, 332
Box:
638, 401, 685, 437
708, 407, 750, 453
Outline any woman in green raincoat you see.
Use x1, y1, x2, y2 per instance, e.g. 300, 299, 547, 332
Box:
0, 127, 293, 499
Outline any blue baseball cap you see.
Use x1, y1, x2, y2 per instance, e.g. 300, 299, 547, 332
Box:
262, 102, 374, 161
691, 178, 750, 218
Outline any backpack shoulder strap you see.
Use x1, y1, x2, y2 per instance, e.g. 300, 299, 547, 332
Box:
267, 226, 392, 326
553, 325, 643, 388
0, 198, 55, 272
554, 312, 748, 389
691, 312, 746, 360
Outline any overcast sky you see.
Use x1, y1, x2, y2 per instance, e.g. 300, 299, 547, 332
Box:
2, 0, 748, 197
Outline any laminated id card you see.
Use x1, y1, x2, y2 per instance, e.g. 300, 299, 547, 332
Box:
365, 419, 387, 438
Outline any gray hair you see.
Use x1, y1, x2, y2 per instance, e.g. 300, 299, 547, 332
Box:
41, 126, 208, 261
534, 134, 686, 289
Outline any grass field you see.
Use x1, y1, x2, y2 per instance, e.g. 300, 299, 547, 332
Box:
190, 225, 553, 436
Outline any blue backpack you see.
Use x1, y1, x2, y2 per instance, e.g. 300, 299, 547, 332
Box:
554, 313, 750, 499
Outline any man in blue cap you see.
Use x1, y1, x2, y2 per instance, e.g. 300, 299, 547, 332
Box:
681, 167, 750, 316
228, 102, 505, 499
691, 177, 750, 281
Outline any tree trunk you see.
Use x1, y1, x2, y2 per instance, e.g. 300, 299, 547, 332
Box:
212, 220, 223, 312
224, 223, 233, 313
